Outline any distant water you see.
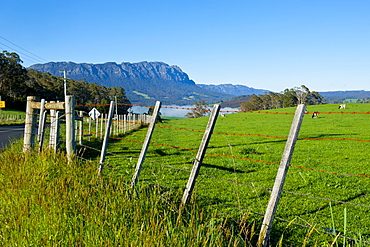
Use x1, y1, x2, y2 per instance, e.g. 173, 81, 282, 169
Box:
131, 105, 239, 118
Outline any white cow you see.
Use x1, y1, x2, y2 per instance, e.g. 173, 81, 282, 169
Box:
338, 104, 346, 109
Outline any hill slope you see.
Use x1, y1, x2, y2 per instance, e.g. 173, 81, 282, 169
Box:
319, 90, 370, 103
29, 62, 232, 105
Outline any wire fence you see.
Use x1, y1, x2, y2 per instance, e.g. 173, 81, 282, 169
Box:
26, 100, 370, 243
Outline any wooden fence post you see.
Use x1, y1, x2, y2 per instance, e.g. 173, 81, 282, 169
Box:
65, 95, 76, 162
49, 101, 56, 149
23, 96, 38, 152
79, 111, 83, 145
38, 110, 47, 152
88, 117, 91, 141
181, 104, 221, 205
48, 101, 61, 151
98, 101, 115, 175
95, 117, 99, 138
101, 114, 104, 138
131, 101, 161, 189
37, 99, 46, 142
257, 104, 306, 247
54, 111, 61, 151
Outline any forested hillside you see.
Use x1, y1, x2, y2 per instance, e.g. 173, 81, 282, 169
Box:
0, 51, 130, 113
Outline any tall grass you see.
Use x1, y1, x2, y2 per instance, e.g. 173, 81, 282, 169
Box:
0, 142, 256, 246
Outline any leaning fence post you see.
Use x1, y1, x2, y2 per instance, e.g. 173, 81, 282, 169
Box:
23, 96, 38, 152
131, 101, 161, 189
257, 104, 306, 247
37, 99, 46, 142
181, 104, 221, 205
65, 95, 76, 162
38, 110, 47, 152
98, 101, 115, 175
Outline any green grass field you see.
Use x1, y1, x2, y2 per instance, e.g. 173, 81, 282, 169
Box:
92, 103, 370, 245
1, 103, 369, 246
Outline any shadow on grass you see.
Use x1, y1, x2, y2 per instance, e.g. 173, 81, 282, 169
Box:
78, 126, 146, 159
202, 162, 256, 174
293, 192, 369, 219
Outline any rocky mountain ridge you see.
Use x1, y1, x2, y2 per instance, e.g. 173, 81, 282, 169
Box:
29, 61, 232, 105
30, 61, 196, 87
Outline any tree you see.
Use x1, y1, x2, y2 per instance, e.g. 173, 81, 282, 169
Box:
240, 94, 263, 111
281, 88, 298, 108
185, 99, 209, 118
294, 85, 311, 105
0, 50, 29, 101
259, 94, 271, 110
240, 85, 324, 112
268, 92, 282, 109
306, 91, 324, 105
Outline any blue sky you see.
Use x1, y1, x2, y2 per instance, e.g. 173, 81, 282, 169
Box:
2, 0, 370, 92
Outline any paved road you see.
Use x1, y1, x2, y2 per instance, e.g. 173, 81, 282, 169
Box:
0, 125, 24, 150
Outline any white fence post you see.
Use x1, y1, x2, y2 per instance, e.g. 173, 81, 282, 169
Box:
65, 95, 76, 162
131, 101, 161, 189
38, 110, 47, 152
79, 111, 83, 145
181, 104, 220, 205
88, 117, 92, 141
98, 101, 115, 175
258, 104, 306, 247
37, 99, 46, 142
23, 96, 38, 152
54, 111, 61, 151
95, 117, 99, 138
49, 101, 56, 149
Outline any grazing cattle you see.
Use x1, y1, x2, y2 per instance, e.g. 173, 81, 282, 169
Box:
220, 114, 226, 118
312, 112, 319, 118
338, 104, 346, 109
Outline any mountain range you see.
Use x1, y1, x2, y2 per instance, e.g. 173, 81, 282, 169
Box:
28, 61, 269, 105
28, 62, 229, 105
29, 61, 370, 106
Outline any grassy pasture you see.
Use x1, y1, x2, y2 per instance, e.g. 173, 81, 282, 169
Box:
1, 103, 369, 246
98, 103, 370, 245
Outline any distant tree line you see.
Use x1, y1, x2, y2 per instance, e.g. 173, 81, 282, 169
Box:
185, 99, 209, 118
0, 51, 131, 113
240, 85, 324, 111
